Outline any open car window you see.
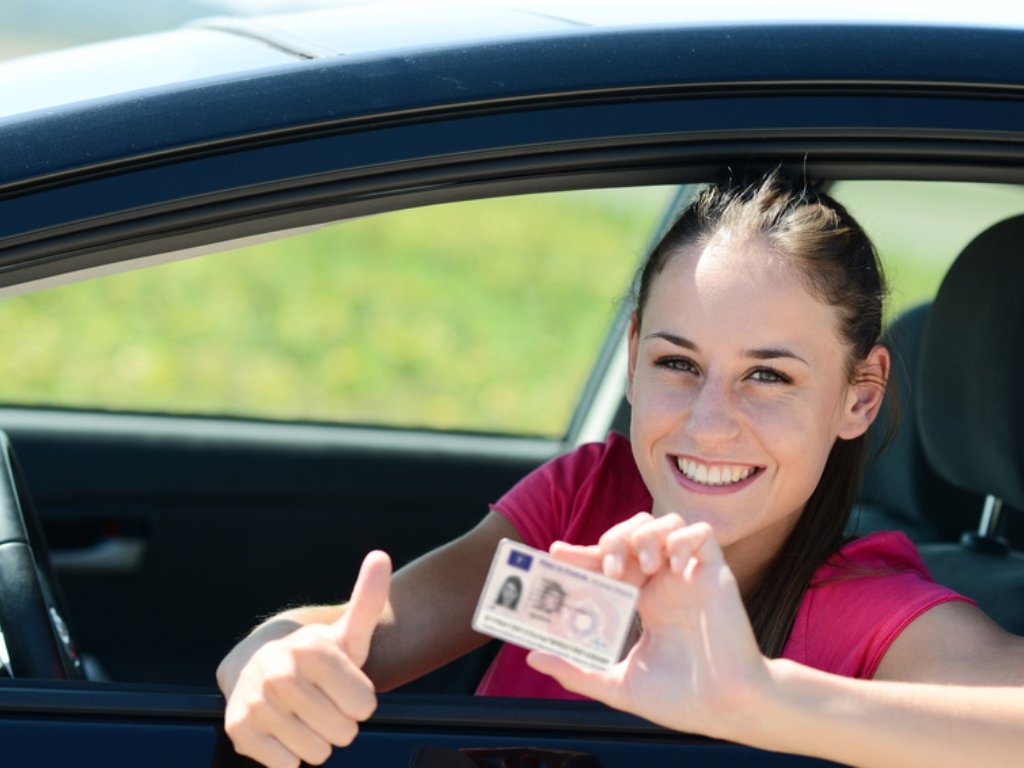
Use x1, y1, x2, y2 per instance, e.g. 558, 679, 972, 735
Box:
831, 180, 1024, 316
0, 188, 672, 438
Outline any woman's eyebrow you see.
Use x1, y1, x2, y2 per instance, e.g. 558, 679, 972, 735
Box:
644, 331, 697, 349
745, 347, 810, 366
645, 331, 809, 366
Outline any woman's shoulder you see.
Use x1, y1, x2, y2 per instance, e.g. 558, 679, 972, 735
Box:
784, 531, 972, 678
822, 530, 928, 576
491, 431, 648, 549
802, 532, 946, 618
809, 530, 959, 602
540, 431, 639, 486
569, 430, 634, 464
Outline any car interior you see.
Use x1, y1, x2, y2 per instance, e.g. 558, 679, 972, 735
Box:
873, 212, 1024, 634
0, 176, 1022, 697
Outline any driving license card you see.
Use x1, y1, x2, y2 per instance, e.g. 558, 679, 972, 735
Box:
472, 538, 639, 671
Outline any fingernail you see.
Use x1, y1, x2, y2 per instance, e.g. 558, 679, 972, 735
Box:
603, 553, 621, 577
638, 548, 655, 573
670, 554, 684, 573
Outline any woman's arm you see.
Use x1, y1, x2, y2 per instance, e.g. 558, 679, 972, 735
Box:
750, 652, 1024, 768
762, 600, 1023, 768
218, 510, 520, 767
875, 599, 1024, 686
528, 513, 1024, 768
363, 510, 521, 690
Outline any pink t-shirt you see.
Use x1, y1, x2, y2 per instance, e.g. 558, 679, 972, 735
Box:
476, 432, 970, 699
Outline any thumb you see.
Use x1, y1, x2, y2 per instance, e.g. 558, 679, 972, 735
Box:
526, 650, 613, 704
548, 541, 602, 573
332, 550, 392, 667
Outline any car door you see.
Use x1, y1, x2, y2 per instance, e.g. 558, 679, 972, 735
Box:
0, 187, 674, 689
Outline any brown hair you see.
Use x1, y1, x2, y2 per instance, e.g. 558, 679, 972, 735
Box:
632, 171, 887, 657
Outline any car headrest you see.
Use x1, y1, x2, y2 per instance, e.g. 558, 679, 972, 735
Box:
917, 214, 1024, 513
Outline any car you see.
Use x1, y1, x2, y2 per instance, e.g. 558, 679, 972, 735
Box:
0, 1, 1023, 765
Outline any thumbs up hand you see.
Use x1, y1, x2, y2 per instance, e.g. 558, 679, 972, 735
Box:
219, 551, 392, 768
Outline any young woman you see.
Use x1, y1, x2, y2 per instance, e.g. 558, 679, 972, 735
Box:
217, 173, 1024, 768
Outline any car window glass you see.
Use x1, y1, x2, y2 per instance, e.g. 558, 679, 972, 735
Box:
831, 180, 1024, 319
0, 187, 673, 437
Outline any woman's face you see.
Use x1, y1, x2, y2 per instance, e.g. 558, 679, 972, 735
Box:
627, 234, 885, 576
500, 579, 520, 605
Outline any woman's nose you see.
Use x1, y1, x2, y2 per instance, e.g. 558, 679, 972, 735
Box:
685, 378, 740, 442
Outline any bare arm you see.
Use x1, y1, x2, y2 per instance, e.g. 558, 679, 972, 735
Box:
742, 601, 1024, 767
750, 651, 1024, 768
364, 510, 520, 690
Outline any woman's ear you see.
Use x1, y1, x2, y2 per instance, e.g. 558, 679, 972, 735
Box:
837, 344, 891, 440
626, 313, 640, 405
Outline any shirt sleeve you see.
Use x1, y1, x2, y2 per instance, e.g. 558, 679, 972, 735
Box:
489, 440, 610, 551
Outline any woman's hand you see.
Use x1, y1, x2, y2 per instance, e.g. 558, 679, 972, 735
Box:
526, 513, 770, 738
218, 551, 392, 768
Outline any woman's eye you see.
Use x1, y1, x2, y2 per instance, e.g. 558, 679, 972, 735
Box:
749, 367, 792, 384
656, 356, 698, 373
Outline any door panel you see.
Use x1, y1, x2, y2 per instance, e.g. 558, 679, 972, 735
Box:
0, 682, 841, 767
2, 409, 555, 689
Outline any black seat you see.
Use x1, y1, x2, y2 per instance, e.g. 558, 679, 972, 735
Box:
913, 214, 1024, 633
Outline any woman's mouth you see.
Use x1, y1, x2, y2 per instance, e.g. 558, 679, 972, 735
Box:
673, 455, 762, 492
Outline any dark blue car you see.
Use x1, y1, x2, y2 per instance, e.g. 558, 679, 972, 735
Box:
0, 3, 1022, 765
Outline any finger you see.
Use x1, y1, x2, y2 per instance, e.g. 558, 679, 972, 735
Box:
301, 650, 378, 724
525, 650, 618, 706
246, 697, 334, 767
234, 732, 302, 768
678, 524, 742, 601
598, 512, 654, 578
665, 522, 717, 575
630, 513, 687, 574
271, 673, 365, 748
549, 541, 602, 572
332, 550, 392, 667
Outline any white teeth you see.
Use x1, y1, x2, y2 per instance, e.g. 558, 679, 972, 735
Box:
676, 457, 756, 487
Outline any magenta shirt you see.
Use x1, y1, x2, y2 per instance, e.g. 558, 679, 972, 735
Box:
476, 433, 970, 699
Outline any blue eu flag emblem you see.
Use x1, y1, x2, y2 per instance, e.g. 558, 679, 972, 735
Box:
507, 550, 533, 571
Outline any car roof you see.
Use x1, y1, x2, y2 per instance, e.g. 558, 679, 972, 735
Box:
3, 0, 1024, 120
2, 0, 1024, 297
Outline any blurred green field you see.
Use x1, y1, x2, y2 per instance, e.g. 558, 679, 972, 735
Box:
0, 188, 672, 436
0, 180, 1021, 437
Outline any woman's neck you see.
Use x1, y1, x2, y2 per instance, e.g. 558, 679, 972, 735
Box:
723, 511, 802, 600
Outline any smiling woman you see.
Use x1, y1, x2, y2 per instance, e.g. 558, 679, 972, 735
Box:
0, 188, 669, 436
